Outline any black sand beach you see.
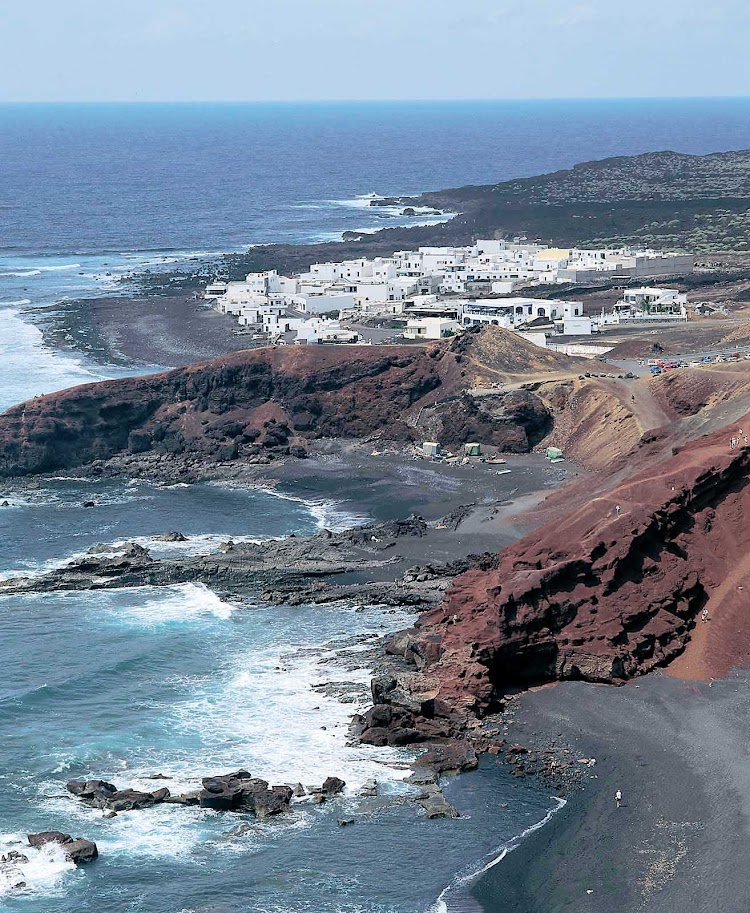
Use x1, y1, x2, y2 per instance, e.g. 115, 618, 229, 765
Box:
475, 671, 750, 912
40, 294, 256, 368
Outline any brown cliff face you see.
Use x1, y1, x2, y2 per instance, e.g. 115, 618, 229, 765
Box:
359, 426, 750, 745
0, 328, 582, 477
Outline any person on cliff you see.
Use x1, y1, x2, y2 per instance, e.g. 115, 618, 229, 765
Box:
615, 789, 622, 808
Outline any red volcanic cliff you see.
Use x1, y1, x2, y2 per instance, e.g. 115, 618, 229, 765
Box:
0, 329, 567, 477
360, 425, 750, 745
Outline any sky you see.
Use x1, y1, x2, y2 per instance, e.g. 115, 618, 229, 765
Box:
1, 0, 749, 102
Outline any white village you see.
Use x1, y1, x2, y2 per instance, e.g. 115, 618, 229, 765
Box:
205, 240, 695, 351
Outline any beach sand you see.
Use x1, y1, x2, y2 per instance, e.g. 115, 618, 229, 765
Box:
474, 671, 750, 912
40, 294, 259, 368
245, 443, 582, 568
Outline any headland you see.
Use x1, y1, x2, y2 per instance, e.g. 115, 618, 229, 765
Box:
7, 147, 750, 910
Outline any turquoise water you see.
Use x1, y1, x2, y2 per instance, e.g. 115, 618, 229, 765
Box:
1, 99, 748, 909
0, 479, 554, 911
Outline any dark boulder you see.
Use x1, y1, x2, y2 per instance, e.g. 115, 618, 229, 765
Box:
320, 777, 346, 796
67, 778, 117, 797
414, 741, 478, 774
249, 785, 294, 819
1, 851, 29, 864
418, 792, 460, 819
199, 771, 292, 816
107, 787, 170, 812
67, 779, 170, 812
27, 832, 98, 864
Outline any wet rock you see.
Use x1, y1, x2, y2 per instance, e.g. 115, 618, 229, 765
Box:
66, 779, 117, 804
164, 791, 201, 806
320, 777, 346, 796
252, 785, 294, 819
359, 779, 377, 798
27, 832, 98, 864
155, 532, 188, 542
67, 779, 169, 812
415, 741, 478, 774
337, 817, 355, 827
199, 771, 293, 817
418, 792, 460, 819
107, 787, 170, 812
1, 852, 28, 864
405, 769, 439, 787
199, 771, 250, 811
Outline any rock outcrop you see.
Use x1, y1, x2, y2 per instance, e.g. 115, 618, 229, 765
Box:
67, 779, 171, 812
65, 771, 346, 819
198, 771, 294, 817
359, 426, 750, 742
0, 328, 580, 477
27, 832, 98, 864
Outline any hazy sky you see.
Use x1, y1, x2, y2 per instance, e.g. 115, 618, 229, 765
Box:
1, 0, 748, 102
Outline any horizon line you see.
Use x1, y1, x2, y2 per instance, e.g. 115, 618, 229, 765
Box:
1, 95, 750, 106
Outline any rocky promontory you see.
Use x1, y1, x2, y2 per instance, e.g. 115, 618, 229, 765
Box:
0, 327, 582, 478
358, 423, 750, 744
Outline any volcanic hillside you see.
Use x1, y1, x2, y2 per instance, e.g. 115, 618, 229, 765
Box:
0, 328, 590, 477
360, 414, 750, 746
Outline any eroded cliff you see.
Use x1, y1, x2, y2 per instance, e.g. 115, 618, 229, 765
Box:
358, 426, 750, 745
0, 328, 584, 477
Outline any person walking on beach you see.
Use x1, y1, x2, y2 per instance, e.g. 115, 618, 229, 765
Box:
615, 789, 622, 808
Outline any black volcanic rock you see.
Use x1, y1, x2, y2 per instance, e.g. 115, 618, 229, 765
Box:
27, 832, 98, 864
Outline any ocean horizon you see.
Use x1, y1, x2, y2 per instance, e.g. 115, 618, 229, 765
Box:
3, 97, 750, 257
1, 95, 750, 912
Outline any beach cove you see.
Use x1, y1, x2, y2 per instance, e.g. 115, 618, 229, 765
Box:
4, 99, 750, 911
0, 447, 576, 911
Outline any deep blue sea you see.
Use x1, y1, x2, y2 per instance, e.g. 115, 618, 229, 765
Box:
0, 99, 749, 911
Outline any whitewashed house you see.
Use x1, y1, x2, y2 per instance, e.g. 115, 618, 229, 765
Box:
403, 317, 461, 340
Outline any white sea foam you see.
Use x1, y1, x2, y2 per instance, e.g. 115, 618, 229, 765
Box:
89, 806, 206, 860
0, 833, 76, 898
113, 583, 237, 627
429, 796, 568, 913
38, 789, 208, 860
265, 488, 370, 532
168, 604, 417, 793
0, 308, 113, 412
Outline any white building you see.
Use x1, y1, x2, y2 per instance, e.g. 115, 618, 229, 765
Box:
460, 297, 583, 329
600, 287, 688, 324
403, 317, 461, 340
295, 318, 361, 345
206, 241, 694, 330
562, 316, 593, 336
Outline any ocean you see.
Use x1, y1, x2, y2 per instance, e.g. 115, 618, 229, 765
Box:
1, 98, 750, 911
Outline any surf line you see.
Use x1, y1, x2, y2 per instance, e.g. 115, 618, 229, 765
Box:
430, 796, 567, 913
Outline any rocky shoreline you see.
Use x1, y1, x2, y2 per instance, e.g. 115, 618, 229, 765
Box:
0, 445, 590, 854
